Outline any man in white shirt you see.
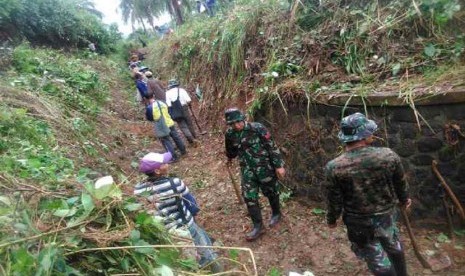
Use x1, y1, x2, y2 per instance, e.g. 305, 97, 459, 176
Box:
165, 79, 199, 146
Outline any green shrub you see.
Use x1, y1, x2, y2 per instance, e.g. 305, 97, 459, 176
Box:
11, 44, 109, 115
4, 0, 121, 52
0, 106, 74, 183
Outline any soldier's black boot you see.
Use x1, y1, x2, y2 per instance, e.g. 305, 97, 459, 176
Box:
389, 251, 407, 276
373, 267, 396, 276
245, 205, 264, 241
245, 223, 264, 241
268, 195, 281, 227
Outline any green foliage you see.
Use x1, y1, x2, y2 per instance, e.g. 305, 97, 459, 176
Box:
0, 0, 20, 24
267, 267, 282, 276
192, 179, 207, 189
11, 44, 108, 115
0, 182, 183, 274
228, 248, 239, 261
296, 1, 332, 31
0, 106, 74, 183
149, 0, 465, 119
437, 232, 451, 243
267, 60, 301, 79
311, 208, 326, 216
3, 0, 121, 52
279, 189, 293, 204
420, 0, 461, 26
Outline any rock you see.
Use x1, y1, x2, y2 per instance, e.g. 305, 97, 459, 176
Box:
422, 269, 433, 274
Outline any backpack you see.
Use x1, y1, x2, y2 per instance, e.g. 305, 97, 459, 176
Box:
168, 88, 185, 119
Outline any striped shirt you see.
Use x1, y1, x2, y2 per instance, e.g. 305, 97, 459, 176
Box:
134, 176, 194, 230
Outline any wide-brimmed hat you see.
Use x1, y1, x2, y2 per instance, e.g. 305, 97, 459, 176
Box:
338, 112, 378, 143
139, 152, 172, 173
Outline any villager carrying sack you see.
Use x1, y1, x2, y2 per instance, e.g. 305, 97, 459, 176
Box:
168, 88, 185, 120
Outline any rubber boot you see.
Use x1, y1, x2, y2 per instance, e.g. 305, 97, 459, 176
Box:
389, 251, 408, 276
204, 260, 223, 273
373, 265, 396, 276
268, 195, 281, 227
189, 139, 200, 148
245, 205, 264, 241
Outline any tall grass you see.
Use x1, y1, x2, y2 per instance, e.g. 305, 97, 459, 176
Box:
148, 0, 464, 126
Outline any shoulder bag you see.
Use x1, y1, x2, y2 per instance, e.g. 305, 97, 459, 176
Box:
168, 88, 185, 120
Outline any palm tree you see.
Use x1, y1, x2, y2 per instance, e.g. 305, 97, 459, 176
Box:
120, 0, 147, 32
119, 0, 187, 31
170, 0, 183, 25
68, 0, 103, 18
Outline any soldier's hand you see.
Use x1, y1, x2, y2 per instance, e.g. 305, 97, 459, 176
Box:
399, 198, 412, 210
275, 167, 285, 180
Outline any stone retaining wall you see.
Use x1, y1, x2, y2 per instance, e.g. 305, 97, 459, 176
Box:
260, 94, 465, 218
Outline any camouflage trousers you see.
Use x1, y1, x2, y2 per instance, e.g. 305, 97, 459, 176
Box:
343, 211, 404, 275
240, 165, 279, 207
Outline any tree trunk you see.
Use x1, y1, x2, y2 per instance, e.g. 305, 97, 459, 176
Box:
147, 16, 156, 32
170, 0, 184, 25
138, 17, 147, 33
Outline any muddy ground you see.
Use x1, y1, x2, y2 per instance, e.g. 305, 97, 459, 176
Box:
103, 84, 465, 275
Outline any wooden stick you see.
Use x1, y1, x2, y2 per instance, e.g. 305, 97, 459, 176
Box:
400, 208, 432, 269
432, 160, 465, 221
188, 104, 207, 135
442, 196, 455, 244
226, 163, 244, 204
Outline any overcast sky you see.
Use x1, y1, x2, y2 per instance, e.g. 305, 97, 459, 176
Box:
92, 0, 170, 35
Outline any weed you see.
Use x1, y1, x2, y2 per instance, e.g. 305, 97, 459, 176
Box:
192, 179, 207, 189
11, 44, 108, 116
267, 267, 282, 276
280, 190, 293, 204
311, 208, 326, 216
0, 106, 74, 184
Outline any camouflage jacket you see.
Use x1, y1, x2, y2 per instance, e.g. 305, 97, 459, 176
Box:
225, 122, 284, 170
325, 146, 409, 224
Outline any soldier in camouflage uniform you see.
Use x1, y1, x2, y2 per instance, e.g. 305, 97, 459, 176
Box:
325, 112, 412, 276
224, 108, 286, 241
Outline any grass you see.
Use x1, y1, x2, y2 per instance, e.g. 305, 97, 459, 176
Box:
146, 0, 464, 127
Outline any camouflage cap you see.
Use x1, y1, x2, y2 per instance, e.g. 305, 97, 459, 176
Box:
338, 112, 378, 143
225, 108, 245, 124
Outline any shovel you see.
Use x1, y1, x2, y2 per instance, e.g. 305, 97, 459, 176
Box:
188, 105, 207, 135
400, 208, 451, 271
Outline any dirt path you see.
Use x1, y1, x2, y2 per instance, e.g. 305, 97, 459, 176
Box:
169, 133, 464, 276
109, 91, 464, 275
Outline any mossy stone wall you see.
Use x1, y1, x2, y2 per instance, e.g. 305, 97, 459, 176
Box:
261, 95, 465, 218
